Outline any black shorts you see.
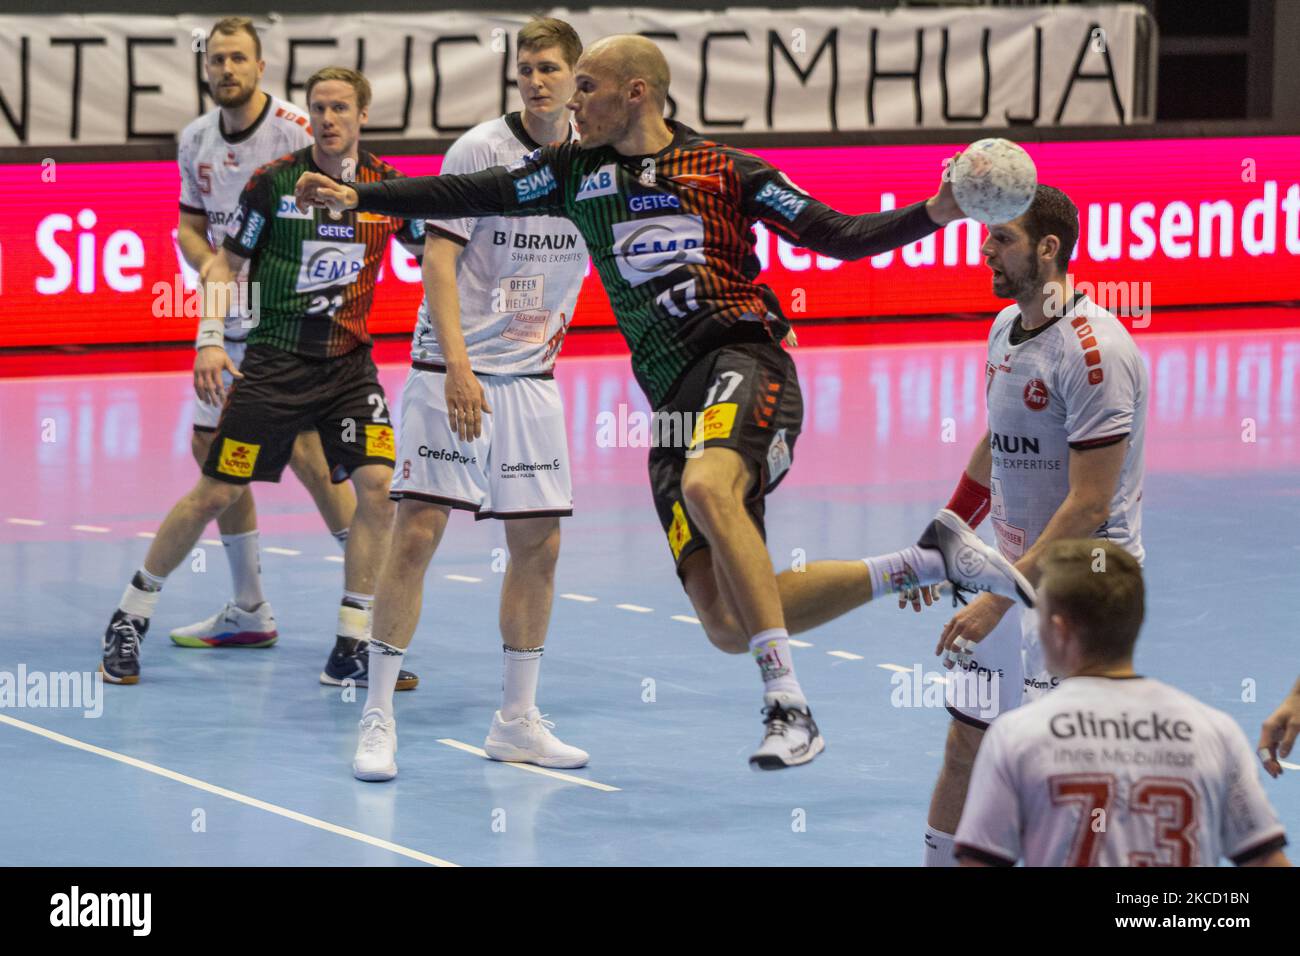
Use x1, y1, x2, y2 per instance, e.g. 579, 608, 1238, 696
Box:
202, 344, 395, 485
648, 340, 803, 572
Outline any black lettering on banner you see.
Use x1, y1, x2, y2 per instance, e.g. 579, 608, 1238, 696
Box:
357, 35, 413, 134
431, 35, 479, 133
51, 37, 106, 140
195, 48, 214, 115
287, 38, 338, 105
1055, 21, 1124, 123
127, 36, 175, 140
0, 35, 29, 142
637, 31, 679, 119
1004, 26, 1042, 124
700, 31, 749, 128
767, 28, 839, 130
867, 27, 922, 126
939, 27, 989, 123
499, 32, 515, 118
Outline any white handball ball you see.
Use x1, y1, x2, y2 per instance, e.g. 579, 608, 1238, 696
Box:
950, 138, 1037, 225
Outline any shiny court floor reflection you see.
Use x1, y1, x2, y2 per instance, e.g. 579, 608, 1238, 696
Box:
2, 325, 1298, 866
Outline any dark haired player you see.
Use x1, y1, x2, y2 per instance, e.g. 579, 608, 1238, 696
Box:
296, 36, 1030, 768
101, 68, 422, 691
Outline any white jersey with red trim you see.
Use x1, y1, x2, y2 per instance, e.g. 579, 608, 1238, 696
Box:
412, 113, 588, 375
955, 676, 1288, 867
177, 94, 313, 339
984, 293, 1147, 563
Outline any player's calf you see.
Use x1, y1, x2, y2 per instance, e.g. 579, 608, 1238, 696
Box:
925, 718, 984, 866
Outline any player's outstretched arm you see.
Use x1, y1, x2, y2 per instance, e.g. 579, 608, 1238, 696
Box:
739, 151, 964, 262
193, 248, 246, 407
1258, 676, 1300, 778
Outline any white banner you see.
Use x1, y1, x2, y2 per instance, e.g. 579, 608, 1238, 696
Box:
0, 6, 1149, 147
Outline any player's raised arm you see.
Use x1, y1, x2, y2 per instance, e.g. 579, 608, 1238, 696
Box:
295, 146, 571, 221
735, 150, 964, 261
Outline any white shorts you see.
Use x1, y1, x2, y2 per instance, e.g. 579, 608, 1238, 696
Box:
946, 604, 1057, 728
390, 366, 573, 520
192, 339, 247, 431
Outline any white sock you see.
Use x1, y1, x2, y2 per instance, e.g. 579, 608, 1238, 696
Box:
332, 527, 349, 551
924, 825, 959, 867
502, 645, 543, 720
221, 530, 265, 611
862, 546, 946, 599
338, 591, 373, 642
118, 568, 165, 620
363, 639, 405, 719
749, 628, 804, 701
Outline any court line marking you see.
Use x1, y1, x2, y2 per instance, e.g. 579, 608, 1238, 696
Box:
263, 547, 301, 556
616, 604, 652, 613
878, 663, 912, 674
200, 538, 222, 547
324, 555, 344, 563
560, 593, 597, 603
72, 525, 110, 533
828, 650, 863, 661
445, 574, 482, 583
671, 614, 699, 624
0, 712, 457, 867
789, 639, 814, 649
6, 518, 45, 526
135, 531, 156, 539
436, 738, 620, 792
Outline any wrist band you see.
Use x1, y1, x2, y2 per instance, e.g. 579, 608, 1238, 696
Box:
196, 317, 225, 350
946, 473, 991, 528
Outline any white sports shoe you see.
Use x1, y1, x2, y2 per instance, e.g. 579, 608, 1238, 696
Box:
353, 708, 398, 782
484, 708, 589, 769
169, 600, 278, 648
918, 509, 1036, 607
749, 691, 825, 770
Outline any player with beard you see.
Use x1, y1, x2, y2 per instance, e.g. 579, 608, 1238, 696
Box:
296, 35, 1032, 769
172, 17, 356, 649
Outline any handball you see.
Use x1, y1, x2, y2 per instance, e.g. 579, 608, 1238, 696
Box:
950, 138, 1037, 225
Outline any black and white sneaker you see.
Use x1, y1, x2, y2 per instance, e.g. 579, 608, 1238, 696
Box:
918, 509, 1036, 608
749, 692, 825, 770
320, 641, 419, 691
101, 612, 147, 685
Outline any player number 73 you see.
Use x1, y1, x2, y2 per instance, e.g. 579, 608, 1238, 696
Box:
1048, 772, 1198, 866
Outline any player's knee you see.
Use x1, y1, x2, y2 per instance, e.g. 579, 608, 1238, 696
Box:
680, 470, 739, 527
351, 466, 394, 507
192, 478, 243, 517
287, 444, 329, 491
942, 718, 985, 778
391, 513, 440, 564
506, 519, 560, 567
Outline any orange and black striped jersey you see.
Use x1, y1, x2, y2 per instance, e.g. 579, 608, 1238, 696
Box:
224, 147, 424, 359
353, 121, 938, 405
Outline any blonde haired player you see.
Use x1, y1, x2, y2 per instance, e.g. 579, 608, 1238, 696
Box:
351, 18, 590, 780
173, 17, 356, 648
955, 540, 1289, 867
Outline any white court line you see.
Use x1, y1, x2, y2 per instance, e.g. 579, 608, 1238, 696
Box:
789, 639, 814, 649
877, 663, 912, 674
827, 650, 864, 661
445, 574, 481, 583
671, 614, 699, 624
324, 555, 344, 563
135, 531, 156, 539
72, 525, 110, 533
436, 738, 620, 792
560, 593, 597, 603
925, 674, 952, 686
6, 518, 45, 526
616, 604, 652, 613
201, 538, 222, 547
0, 713, 457, 867
263, 547, 301, 556
1283, 760, 1300, 771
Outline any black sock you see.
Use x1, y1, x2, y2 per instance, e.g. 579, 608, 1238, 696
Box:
334, 635, 364, 656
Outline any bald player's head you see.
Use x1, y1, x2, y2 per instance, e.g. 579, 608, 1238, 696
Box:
581, 35, 670, 109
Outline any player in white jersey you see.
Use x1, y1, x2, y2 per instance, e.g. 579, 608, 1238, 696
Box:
171, 18, 356, 649
351, 19, 592, 781
955, 540, 1289, 867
